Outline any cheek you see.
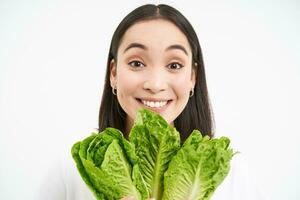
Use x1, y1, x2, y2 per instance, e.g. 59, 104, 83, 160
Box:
172, 73, 193, 98
116, 67, 141, 96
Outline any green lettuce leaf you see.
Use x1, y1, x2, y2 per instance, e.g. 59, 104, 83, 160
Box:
71, 128, 148, 200
129, 109, 181, 199
162, 130, 234, 200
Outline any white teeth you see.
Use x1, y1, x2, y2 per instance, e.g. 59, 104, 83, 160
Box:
141, 100, 168, 108
150, 101, 155, 107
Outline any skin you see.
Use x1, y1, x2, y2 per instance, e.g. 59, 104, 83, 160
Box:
120, 198, 155, 200
110, 19, 196, 138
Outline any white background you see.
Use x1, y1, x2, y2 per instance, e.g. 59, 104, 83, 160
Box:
0, 0, 299, 199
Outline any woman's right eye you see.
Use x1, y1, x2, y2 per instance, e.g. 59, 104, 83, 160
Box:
128, 60, 145, 68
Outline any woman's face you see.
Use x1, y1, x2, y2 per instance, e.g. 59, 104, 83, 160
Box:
110, 19, 196, 131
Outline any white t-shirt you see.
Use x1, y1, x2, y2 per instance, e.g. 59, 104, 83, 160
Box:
36, 150, 267, 200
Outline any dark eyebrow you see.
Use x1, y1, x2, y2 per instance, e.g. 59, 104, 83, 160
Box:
123, 42, 188, 56
123, 43, 148, 53
165, 44, 188, 56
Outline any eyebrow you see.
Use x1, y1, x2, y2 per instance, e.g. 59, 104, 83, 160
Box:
123, 42, 188, 56
166, 44, 188, 55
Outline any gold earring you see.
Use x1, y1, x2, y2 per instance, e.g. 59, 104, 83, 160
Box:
112, 86, 117, 95
189, 88, 194, 97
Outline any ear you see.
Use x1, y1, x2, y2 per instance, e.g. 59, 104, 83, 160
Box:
110, 59, 117, 87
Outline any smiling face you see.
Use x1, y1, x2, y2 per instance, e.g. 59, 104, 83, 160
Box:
110, 19, 196, 133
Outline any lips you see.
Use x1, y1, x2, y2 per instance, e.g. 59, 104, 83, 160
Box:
141, 100, 168, 108
136, 98, 172, 111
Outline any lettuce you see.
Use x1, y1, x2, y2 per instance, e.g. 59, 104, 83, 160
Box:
162, 130, 234, 200
71, 128, 148, 200
129, 109, 180, 199
71, 109, 235, 200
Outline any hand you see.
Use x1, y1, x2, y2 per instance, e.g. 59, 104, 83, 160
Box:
120, 197, 155, 200
120, 197, 134, 200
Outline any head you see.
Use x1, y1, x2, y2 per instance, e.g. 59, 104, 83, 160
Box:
98, 4, 214, 141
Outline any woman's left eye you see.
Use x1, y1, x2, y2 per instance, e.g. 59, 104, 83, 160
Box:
168, 62, 184, 70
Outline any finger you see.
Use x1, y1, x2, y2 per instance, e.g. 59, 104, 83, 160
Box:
120, 197, 135, 200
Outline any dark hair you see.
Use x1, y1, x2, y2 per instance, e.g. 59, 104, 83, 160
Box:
98, 4, 215, 141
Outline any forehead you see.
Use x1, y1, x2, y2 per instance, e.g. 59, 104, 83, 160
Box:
118, 19, 191, 53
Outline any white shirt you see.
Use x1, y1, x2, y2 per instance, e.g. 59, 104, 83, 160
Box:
36, 150, 267, 200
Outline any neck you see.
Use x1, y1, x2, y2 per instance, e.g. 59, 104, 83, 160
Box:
125, 116, 133, 138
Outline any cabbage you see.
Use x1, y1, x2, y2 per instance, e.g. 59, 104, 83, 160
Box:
71, 109, 235, 200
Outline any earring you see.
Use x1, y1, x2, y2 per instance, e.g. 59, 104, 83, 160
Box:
189, 88, 194, 97
112, 86, 117, 95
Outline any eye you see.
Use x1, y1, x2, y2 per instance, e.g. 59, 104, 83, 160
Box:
168, 62, 184, 70
128, 60, 145, 68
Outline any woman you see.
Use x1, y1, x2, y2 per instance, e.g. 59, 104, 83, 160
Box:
37, 4, 266, 200
98, 3, 213, 143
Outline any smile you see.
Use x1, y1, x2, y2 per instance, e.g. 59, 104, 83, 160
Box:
141, 100, 167, 108
136, 98, 172, 110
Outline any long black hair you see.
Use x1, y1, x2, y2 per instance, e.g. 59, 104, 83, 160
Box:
98, 4, 215, 141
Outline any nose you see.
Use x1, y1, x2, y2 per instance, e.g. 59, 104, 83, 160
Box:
143, 68, 168, 94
